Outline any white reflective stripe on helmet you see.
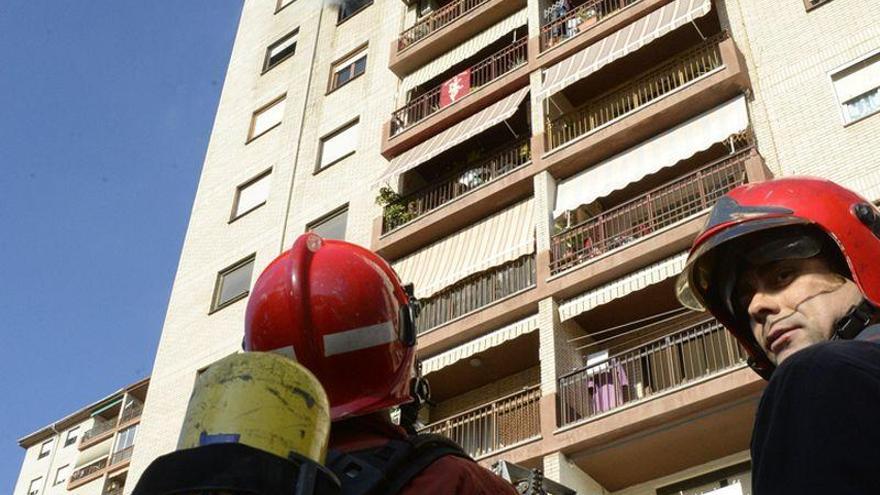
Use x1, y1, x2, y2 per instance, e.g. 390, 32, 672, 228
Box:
323, 320, 396, 357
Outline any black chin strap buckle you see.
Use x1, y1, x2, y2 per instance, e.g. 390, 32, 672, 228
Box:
833, 299, 878, 340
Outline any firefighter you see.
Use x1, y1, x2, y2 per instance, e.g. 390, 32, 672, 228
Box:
676, 177, 880, 493
245, 233, 521, 494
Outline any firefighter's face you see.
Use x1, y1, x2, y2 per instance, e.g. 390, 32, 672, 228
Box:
736, 257, 862, 365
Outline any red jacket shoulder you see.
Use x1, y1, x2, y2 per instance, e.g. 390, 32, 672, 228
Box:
401, 455, 519, 495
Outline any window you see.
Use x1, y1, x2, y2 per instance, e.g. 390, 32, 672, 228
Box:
276, 0, 294, 12
38, 439, 53, 459
657, 461, 751, 495
53, 465, 70, 486
248, 95, 286, 142
329, 47, 367, 92
307, 206, 348, 240
317, 119, 359, 171
64, 426, 80, 447
231, 169, 271, 221
832, 51, 880, 124
28, 478, 42, 495
338, 0, 372, 22
263, 29, 298, 72
114, 424, 138, 453
211, 255, 256, 312
804, 0, 832, 11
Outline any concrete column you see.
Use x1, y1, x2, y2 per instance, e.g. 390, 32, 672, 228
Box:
534, 170, 556, 283
543, 451, 609, 495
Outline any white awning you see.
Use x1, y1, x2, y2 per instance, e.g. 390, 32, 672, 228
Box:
554, 95, 748, 217
401, 9, 528, 95
421, 314, 539, 375
538, 0, 712, 99
375, 86, 530, 186
559, 252, 688, 321
392, 199, 535, 298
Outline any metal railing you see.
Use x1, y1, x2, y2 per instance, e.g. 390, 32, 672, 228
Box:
81, 420, 115, 443
391, 38, 528, 135
398, 0, 491, 51
422, 385, 541, 458
417, 255, 536, 332
540, 0, 641, 50
558, 318, 748, 426
550, 147, 751, 274
70, 458, 108, 483
109, 446, 135, 466
547, 32, 726, 150
382, 139, 531, 233
119, 401, 143, 425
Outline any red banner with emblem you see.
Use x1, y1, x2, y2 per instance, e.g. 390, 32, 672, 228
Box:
440, 68, 471, 108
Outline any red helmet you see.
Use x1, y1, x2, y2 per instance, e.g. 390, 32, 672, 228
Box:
245, 233, 419, 421
676, 177, 880, 377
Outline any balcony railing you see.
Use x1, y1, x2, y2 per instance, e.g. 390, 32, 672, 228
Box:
422, 385, 541, 458
391, 38, 528, 136
398, 0, 491, 51
70, 458, 108, 483
109, 446, 134, 466
550, 147, 751, 274
541, 0, 641, 50
119, 401, 143, 425
81, 420, 115, 443
417, 254, 536, 332
557, 318, 748, 426
547, 32, 726, 150
382, 139, 531, 233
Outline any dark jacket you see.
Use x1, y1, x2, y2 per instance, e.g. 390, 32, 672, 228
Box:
751, 332, 880, 494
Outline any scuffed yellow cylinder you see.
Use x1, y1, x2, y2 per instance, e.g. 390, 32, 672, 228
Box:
177, 352, 330, 464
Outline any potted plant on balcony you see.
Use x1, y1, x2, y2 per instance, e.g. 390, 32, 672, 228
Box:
577, 7, 598, 31
376, 186, 415, 230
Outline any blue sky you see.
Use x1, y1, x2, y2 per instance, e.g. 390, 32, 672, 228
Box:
0, 1, 244, 490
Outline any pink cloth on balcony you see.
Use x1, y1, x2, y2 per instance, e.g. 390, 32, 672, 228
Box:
586, 361, 630, 413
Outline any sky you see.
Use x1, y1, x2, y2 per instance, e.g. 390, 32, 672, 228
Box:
0, 1, 244, 491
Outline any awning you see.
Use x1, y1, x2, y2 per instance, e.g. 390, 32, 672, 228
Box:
833, 54, 880, 102
421, 314, 539, 375
401, 9, 528, 95
538, 0, 712, 99
559, 252, 687, 321
392, 198, 535, 298
554, 95, 748, 217
90, 398, 123, 417
376, 86, 530, 186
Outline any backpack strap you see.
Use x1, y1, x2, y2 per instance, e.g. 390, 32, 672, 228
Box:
326, 433, 470, 495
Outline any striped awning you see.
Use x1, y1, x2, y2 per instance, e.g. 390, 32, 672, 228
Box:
559, 252, 688, 321
554, 95, 748, 217
375, 86, 530, 186
421, 314, 539, 375
392, 199, 535, 298
401, 9, 528, 95
538, 0, 712, 99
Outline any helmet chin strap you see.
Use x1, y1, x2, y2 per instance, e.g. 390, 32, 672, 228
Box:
832, 298, 879, 340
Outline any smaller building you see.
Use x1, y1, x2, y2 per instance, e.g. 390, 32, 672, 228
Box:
13, 378, 149, 495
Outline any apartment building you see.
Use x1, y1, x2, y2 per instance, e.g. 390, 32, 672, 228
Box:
129, 0, 880, 493
14, 379, 148, 495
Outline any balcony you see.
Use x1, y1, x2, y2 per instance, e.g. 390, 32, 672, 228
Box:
547, 33, 725, 151
382, 139, 531, 233
118, 401, 143, 426
422, 385, 541, 459
109, 445, 134, 467
416, 255, 536, 334
80, 420, 115, 447
390, 0, 526, 75
558, 317, 747, 427
549, 146, 750, 275
69, 457, 108, 487
540, 0, 642, 51
391, 38, 527, 137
